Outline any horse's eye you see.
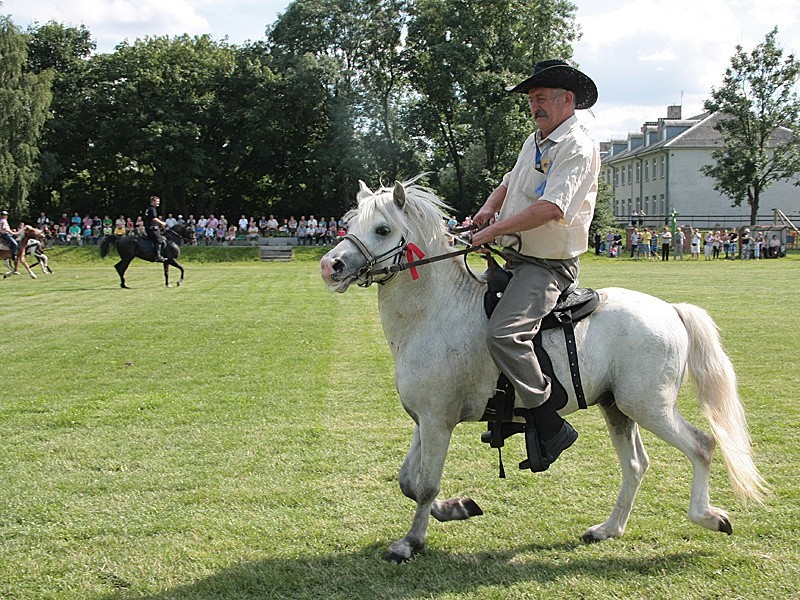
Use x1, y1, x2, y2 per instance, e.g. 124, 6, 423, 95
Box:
376, 225, 390, 236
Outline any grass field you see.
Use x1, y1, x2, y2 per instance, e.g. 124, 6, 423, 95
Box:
1, 247, 799, 599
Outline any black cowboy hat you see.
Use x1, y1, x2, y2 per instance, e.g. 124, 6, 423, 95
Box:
506, 59, 598, 110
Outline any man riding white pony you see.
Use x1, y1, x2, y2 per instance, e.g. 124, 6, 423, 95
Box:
470, 59, 600, 472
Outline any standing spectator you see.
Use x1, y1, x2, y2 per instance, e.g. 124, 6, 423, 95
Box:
218, 214, 227, 231
754, 232, 763, 259
723, 230, 731, 259
37, 212, 50, 229
712, 230, 722, 260
165, 213, 177, 228
71, 212, 82, 227
605, 229, 614, 257
690, 229, 701, 260
741, 228, 752, 260
115, 214, 125, 229
729, 229, 738, 259
61, 213, 71, 230
704, 231, 713, 260
673, 226, 685, 260
661, 227, 672, 261
631, 209, 638, 226
593, 230, 602, 255
629, 228, 639, 258
649, 228, 659, 260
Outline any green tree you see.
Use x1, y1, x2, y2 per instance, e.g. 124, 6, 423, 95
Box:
25, 22, 95, 216
403, 0, 580, 215
0, 16, 52, 216
590, 179, 614, 237
702, 27, 800, 225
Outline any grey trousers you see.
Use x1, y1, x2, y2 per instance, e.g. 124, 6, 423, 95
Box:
486, 253, 579, 409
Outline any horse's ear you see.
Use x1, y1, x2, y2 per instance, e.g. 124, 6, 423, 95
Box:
393, 181, 406, 209
357, 180, 372, 201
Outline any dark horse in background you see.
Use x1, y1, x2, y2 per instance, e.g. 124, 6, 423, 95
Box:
100, 223, 196, 288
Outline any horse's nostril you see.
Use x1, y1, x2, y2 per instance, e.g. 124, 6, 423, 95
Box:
332, 258, 344, 273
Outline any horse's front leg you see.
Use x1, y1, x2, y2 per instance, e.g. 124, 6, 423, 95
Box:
163, 261, 170, 287
387, 417, 479, 562
18, 257, 36, 279
171, 259, 185, 286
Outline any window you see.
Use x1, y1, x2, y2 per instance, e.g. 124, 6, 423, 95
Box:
621, 167, 626, 185
628, 164, 632, 184
660, 156, 665, 178
644, 196, 649, 213
660, 194, 665, 214
635, 162, 640, 183
644, 160, 649, 181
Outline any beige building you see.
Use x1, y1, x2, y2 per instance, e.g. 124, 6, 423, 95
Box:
600, 106, 800, 228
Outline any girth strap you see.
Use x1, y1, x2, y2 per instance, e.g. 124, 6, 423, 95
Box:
556, 310, 588, 410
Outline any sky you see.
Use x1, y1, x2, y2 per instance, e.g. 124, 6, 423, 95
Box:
3, 0, 800, 143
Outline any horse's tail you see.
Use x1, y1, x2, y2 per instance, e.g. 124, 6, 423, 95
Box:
100, 235, 117, 258
672, 302, 768, 503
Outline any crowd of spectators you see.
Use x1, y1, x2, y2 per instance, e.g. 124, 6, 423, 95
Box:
595, 226, 792, 261
30, 211, 352, 247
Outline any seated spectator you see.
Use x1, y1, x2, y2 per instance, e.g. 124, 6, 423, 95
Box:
67, 223, 82, 245
267, 214, 279, 236
216, 222, 226, 241
296, 223, 307, 245
225, 225, 237, 245
114, 222, 126, 236
58, 224, 68, 244
204, 225, 216, 245
247, 220, 259, 244
288, 216, 298, 237
238, 215, 248, 232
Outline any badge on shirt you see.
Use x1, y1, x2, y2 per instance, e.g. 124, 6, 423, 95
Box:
540, 158, 551, 173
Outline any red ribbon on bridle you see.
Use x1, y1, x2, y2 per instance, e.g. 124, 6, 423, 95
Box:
405, 243, 425, 280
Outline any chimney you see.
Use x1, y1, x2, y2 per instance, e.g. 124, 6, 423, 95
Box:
667, 105, 682, 120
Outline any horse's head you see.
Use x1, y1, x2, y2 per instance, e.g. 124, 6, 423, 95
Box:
23, 225, 45, 243
172, 223, 196, 245
321, 177, 451, 292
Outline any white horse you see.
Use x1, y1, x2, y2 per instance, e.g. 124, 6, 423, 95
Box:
320, 179, 767, 563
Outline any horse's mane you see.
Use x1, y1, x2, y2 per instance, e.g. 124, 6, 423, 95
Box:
347, 176, 453, 246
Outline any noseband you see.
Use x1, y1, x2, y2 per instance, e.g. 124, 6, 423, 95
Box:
342, 233, 407, 287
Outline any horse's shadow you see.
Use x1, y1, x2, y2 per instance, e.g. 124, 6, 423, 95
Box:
97, 540, 715, 599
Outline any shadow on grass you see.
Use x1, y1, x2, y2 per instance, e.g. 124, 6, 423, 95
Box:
98, 541, 715, 600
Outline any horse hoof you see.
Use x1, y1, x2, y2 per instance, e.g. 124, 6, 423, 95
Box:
177, 280, 182, 287
719, 516, 733, 535
383, 550, 409, 563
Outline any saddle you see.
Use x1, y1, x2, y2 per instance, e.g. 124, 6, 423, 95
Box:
480, 256, 600, 477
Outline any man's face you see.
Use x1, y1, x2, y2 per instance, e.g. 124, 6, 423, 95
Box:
527, 87, 573, 138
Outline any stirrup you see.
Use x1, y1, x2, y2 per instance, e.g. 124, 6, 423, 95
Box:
519, 420, 578, 473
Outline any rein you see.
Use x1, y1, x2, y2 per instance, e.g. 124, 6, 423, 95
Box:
344, 225, 508, 288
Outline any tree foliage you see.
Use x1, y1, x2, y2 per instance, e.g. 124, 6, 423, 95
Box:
0, 16, 52, 216
11, 0, 583, 221
702, 27, 800, 225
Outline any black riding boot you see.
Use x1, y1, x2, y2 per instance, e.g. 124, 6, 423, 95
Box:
518, 399, 578, 473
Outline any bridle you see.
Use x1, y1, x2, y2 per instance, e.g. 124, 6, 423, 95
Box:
342, 225, 513, 288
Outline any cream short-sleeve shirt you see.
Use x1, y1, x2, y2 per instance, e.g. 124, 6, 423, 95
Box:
497, 114, 599, 259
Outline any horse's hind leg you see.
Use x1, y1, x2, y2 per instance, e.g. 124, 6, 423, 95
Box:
115, 258, 132, 288
624, 398, 731, 535
583, 401, 649, 542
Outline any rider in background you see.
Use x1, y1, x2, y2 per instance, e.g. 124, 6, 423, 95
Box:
0, 209, 20, 274
471, 59, 600, 472
144, 196, 168, 262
